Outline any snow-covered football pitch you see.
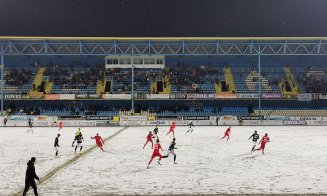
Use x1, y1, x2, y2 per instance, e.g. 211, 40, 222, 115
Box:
1, 126, 327, 195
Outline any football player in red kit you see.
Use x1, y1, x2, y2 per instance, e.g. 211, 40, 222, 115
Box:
254, 133, 270, 154
143, 131, 154, 149
147, 139, 163, 169
220, 126, 231, 141
58, 121, 63, 131
166, 121, 176, 137
91, 133, 105, 152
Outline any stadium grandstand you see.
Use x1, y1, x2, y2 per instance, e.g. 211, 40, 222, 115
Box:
0, 37, 327, 120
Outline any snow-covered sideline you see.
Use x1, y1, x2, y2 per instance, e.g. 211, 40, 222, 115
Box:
1, 126, 327, 195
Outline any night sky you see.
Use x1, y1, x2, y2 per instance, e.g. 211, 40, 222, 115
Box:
0, 0, 327, 37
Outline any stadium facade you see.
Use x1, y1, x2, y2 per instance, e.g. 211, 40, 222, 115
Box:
0, 37, 326, 126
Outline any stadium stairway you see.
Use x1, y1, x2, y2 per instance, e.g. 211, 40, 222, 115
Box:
161, 76, 171, 94
215, 83, 222, 93
29, 67, 46, 98
151, 76, 171, 94
281, 67, 300, 97
44, 81, 53, 94
222, 67, 236, 93
96, 79, 106, 96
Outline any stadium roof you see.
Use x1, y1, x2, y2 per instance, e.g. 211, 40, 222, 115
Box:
1, 36, 327, 41
1, 37, 327, 56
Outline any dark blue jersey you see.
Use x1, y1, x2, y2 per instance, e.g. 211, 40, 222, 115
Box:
249, 133, 260, 142
153, 127, 158, 135
188, 122, 194, 128
54, 137, 59, 147
168, 141, 176, 151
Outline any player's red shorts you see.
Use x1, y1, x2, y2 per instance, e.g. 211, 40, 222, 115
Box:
151, 152, 162, 160
260, 142, 266, 149
96, 142, 103, 148
224, 133, 229, 137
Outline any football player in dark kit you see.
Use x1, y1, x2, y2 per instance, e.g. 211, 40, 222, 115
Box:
26, 118, 34, 133
54, 134, 60, 156
163, 138, 177, 164
248, 130, 260, 153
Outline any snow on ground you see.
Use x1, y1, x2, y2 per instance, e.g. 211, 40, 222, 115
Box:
0, 126, 122, 196
1, 126, 327, 195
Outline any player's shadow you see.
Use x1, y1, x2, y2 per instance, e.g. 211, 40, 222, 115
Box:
241, 154, 260, 160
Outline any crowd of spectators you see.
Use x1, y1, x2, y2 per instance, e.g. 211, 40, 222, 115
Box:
44, 64, 103, 90
296, 66, 327, 93
104, 67, 163, 93
168, 64, 223, 85
167, 63, 224, 93
3, 63, 327, 94
5, 68, 34, 86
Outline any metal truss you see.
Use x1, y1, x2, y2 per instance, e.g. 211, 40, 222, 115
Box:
1, 37, 327, 56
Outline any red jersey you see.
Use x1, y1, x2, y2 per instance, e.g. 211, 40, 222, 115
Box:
170, 123, 176, 130
225, 128, 231, 134
59, 121, 63, 127
93, 135, 103, 144
147, 133, 153, 140
261, 136, 270, 144
153, 143, 162, 153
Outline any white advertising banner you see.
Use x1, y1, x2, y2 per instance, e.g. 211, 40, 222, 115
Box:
61, 120, 97, 126
305, 120, 327, 126
241, 120, 262, 125
215, 94, 237, 99
236, 94, 258, 99
146, 94, 170, 99
283, 120, 307, 125
102, 94, 131, 99
59, 94, 75, 100
298, 93, 312, 101
120, 116, 148, 121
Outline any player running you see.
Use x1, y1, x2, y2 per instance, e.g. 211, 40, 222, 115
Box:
220, 126, 231, 141
75, 128, 81, 136
58, 121, 63, 131
26, 118, 34, 134
72, 132, 84, 154
153, 126, 159, 140
186, 122, 194, 133
54, 134, 60, 156
143, 131, 154, 149
254, 133, 270, 154
91, 133, 105, 152
163, 138, 177, 164
248, 130, 260, 153
166, 121, 176, 137
147, 139, 163, 169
